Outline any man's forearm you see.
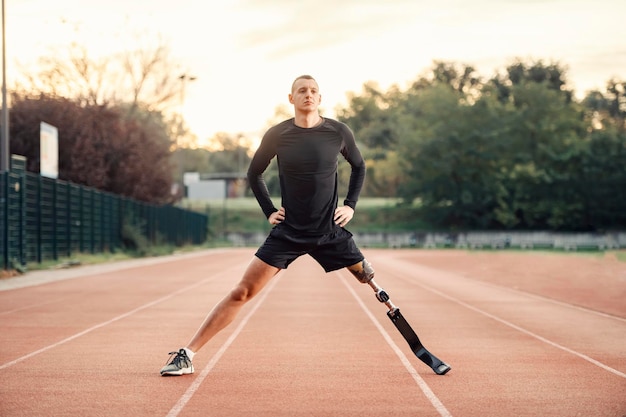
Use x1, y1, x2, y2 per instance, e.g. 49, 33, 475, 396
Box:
344, 162, 366, 209
247, 171, 276, 218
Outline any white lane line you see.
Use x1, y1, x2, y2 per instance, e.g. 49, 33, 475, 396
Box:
404, 261, 626, 323
166, 273, 282, 417
337, 273, 453, 417
407, 277, 626, 380
473, 279, 626, 323
0, 265, 241, 371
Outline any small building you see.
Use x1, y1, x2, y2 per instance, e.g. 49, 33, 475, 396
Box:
185, 172, 247, 200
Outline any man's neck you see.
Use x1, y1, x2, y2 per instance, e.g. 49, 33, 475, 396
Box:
293, 112, 323, 128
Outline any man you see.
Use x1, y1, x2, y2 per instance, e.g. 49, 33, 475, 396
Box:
161, 74, 376, 376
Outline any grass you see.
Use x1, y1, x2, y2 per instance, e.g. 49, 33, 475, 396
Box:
613, 251, 626, 262
22, 244, 210, 272
25, 252, 133, 272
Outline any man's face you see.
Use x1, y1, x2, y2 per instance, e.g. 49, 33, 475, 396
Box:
289, 78, 321, 112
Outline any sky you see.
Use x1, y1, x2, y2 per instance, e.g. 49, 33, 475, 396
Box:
7, 0, 626, 146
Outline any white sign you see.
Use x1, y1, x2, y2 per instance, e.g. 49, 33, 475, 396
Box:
40, 122, 59, 179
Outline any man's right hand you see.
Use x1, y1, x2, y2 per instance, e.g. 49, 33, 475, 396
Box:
268, 207, 285, 225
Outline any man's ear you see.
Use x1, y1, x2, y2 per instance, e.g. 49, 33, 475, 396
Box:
288, 93, 294, 104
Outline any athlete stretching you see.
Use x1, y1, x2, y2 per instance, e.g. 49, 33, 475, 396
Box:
161, 74, 374, 376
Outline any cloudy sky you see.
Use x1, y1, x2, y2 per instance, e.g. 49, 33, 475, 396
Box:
9, 0, 626, 145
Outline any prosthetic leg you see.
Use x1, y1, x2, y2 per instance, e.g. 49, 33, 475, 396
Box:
349, 260, 451, 375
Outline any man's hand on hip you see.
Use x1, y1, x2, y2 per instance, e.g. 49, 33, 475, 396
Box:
268, 207, 285, 225
334, 206, 354, 227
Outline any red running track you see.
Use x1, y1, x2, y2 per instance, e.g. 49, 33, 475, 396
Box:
0, 249, 624, 416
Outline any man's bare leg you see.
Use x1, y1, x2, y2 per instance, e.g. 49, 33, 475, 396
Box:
160, 256, 280, 375
186, 256, 280, 352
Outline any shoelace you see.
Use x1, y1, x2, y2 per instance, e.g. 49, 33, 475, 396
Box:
164, 349, 189, 367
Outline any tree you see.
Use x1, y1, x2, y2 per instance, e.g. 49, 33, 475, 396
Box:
396, 83, 509, 228
336, 82, 407, 196
583, 79, 626, 132
204, 133, 252, 174
490, 59, 574, 104
336, 59, 620, 230
493, 82, 588, 229
17, 39, 183, 114
10, 93, 175, 204
10, 35, 195, 203
337, 82, 399, 149
580, 79, 626, 228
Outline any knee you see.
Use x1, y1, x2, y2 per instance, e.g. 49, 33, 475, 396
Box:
230, 283, 252, 303
348, 259, 375, 283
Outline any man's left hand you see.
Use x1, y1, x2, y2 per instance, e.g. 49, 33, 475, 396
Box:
334, 206, 354, 227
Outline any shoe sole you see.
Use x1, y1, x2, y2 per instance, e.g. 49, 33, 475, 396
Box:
160, 366, 194, 376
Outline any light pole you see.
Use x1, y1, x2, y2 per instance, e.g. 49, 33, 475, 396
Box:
176, 73, 196, 148
176, 74, 196, 198
1, 0, 9, 172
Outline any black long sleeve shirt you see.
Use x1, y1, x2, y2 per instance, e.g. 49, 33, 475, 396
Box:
247, 117, 366, 236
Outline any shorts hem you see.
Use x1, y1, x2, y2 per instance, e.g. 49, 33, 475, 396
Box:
254, 253, 286, 270
321, 256, 364, 273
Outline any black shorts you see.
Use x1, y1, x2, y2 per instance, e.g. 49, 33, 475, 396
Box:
255, 225, 364, 272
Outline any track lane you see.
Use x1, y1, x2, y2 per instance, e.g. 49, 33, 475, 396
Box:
363, 251, 626, 417
0, 249, 624, 416
175, 256, 451, 417
372, 253, 625, 374
0, 250, 253, 416
0, 251, 247, 369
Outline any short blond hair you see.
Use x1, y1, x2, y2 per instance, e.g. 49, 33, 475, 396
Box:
291, 75, 317, 93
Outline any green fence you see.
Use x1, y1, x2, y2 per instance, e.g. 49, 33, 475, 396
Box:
1, 155, 208, 270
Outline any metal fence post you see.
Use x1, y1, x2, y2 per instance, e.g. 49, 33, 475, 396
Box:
1, 171, 6, 269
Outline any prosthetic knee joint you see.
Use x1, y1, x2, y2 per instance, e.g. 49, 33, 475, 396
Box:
348, 259, 397, 311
